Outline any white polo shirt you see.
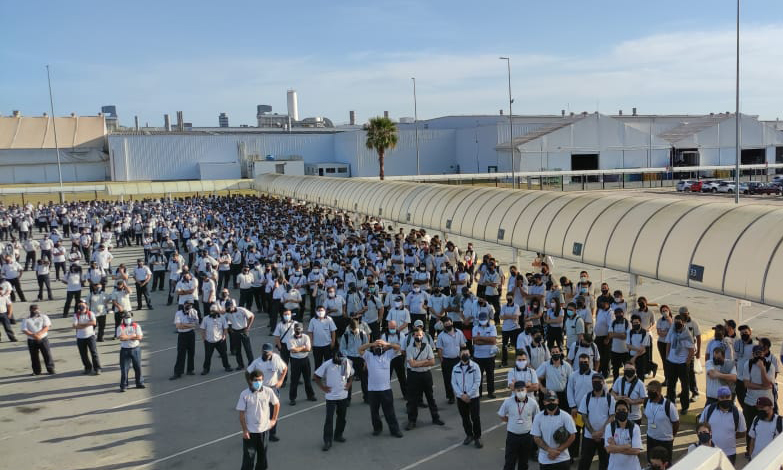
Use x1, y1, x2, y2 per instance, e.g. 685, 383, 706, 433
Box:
22, 314, 51, 339
308, 317, 337, 347
286, 333, 311, 359
73, 311, 96, 339
314, 359, 354, 400
200, 315, 228, 343
749, 415, 782, 459
227, 307, 254, 330
133, 265, 152, 283
236, 386, 279, 433
604, 422, 643, 470
531, 410, 577, 464
611, 376, 646, 421
436, 329, 466, 359
644, 398, 679, 441
116, 323, 142, 348
698, 405, 747, 456
363, 349, 396, 391
578, 392, 615, 439
174, 309, 200, 333
498, 396, 539, 434
246, 353, 288, 388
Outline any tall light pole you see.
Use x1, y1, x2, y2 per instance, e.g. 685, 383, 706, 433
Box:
499, 57, 515, 188
46, 65, 65, 203
412, 77, 420, 176
735, 0, 741, 204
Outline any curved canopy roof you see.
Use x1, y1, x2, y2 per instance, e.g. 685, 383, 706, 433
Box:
255, 174, 783, 308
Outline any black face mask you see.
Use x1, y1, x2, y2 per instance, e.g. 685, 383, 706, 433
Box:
443, 324, 453, 332
592, 382, 603, 392
615, 410, 628, 422
525, 327, 533, 334
372, 347, 383, 356
741, 333, 751, 342
698, 432, 711, 444
624, 370, 636, 380
648, 391, 659, 401
460, 354, 470, 363
674, 322, 683, 331
579, 363, 589, 373
713, 358, 724, 365
545, 402, 558, 412
552, 354, 562, 361
718, 400, 731, 410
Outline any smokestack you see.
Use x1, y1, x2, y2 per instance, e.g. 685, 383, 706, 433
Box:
164, 114, 171, 131
561, 109, 565, 117
499, 109, 504, 115
286, 90, 299, 121
384, 111, 389, 119
176, 111, 184, 131
349, 110, 356, 126
134, 115, 139, 131
619, 110, 623, 116
632, 107, 637, 116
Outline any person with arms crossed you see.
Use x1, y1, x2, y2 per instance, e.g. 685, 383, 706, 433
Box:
237, 369, 280, 470
604, 399, 643, 470
117, 311, 144, 391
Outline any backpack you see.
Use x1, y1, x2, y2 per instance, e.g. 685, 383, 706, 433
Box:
704, 403, 740, 430
585, 392, 612, 420
643, 397, 672, 420
610, 420, 636, 441
751, 415, 783, 438
620, 376, 640, 399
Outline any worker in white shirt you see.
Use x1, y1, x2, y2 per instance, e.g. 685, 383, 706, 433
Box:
39, 234, 53, 264
200, 305, 233, 374
237, 265, 255, 311
117, 311, 144, 391
237, 369, 280, 470
2, 255, 26, 302
34, 259, 53, 301
21, 304, 54, 374
358, 339, 404, 438
246, 343, 288, 442
286, 322, 317, 405
604, 399, 643, 470
499, 381, 540, 470
436, 316, 467, 404
577, 374, 615, 470
452, 346, 483, 448
309, 306, 337, 369
133, 259, 153, 310
88, 283, 111, 341
404, 326, 444, 430
73, 300, 101, 375
314, 349, 354, 451
22, 237, 40, 271
226, 299, 255, 369
170, 300, 200, 379
748, 397, 781, 460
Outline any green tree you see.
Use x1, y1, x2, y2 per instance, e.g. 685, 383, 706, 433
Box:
364, 116, 398, 180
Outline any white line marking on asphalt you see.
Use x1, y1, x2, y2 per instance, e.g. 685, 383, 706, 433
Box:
396, 422, 505, 470
742, 305, 777, 324
109, 372, 245, 409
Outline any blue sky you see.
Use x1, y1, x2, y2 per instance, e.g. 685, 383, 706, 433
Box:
2, 0, 782, 126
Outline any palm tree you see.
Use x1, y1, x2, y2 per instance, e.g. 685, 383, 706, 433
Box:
364, 116, 398, 180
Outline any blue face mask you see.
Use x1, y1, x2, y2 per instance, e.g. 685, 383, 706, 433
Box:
251, 381, 262, 391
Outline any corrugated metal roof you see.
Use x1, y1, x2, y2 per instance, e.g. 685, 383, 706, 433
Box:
0, 116, 106, 149
657, 115, 733, 143
495, 115, 587, 150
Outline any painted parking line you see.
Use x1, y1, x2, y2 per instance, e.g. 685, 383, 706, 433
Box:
396, 422, 505, 470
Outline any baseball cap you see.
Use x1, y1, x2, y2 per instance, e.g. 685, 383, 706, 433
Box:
592, 373, 605, 381
717, 386, 732, 398
478, 311, 489, 321
543, 390, 558, 401
756, 397, 773, 407
262, 343, 274, 352
724, 319, 737, 329
413, 319, 424, 328
678, 306, 689, 314
513, 381, 526, 389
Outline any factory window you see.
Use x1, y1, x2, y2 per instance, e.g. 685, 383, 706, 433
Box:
741, 148, 765, 175
775, 147, 783, 174
337, 167, 348, 173
487, 166, 498, 173
275, 164, 285, 174
326, 168, 336, 174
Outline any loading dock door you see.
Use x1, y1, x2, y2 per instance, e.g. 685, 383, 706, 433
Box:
571, 154, 599, 182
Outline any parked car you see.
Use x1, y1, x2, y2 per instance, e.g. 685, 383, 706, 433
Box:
701, 180, 725, 192
747, 182, 782, 195
716, 181, 749, 194
676, 180, 702, 192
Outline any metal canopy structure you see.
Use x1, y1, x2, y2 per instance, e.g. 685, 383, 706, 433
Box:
255, 174, 783, 308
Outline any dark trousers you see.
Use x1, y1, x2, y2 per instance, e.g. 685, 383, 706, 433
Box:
8, 277, 26, 302
64, 290, 81, 317
547, 327, 563, 351
252, 287, 263, 313
229, 329, 254, 368
0, 313, 17, 341
24, 250, 36, 270
504, 431, 534, 470
666, 360, 690, 411
239, 289, 253, 309
347, 355, 368, 402
119, 347, 142, 389
77, 336, 101, 371
269, 300, 282, 330
368, 321, 380, 341
289, 356, 315, 400
579, 435, 609, 470
611, 352, 630, 381
324, 398, 348, 444
37, 274, 52, 300
28, 338, 54, 374
113, 310, 124, 337
241, 432, 268, 470
174, 330, 196, 375
54, 262, 65, 280
203, 339, 231, 372
688, 358, 698, 394
390, 355, 408, 398
135, 282, 152, 309
218, 271, 231, 290
634, 352, 649, 378
368, 389, 400, 434
657, 341, 669, 383
646, 437, 673, 464
475, 356, 495, 395
540, 461, 571, 470
597, 336, 610, 377
457, 397, 482, 438
96, 315, 107, 341
502, 328, 521, 365
313, 345, 332, 370
151, 271, 165, 291
441, 357, 459, 400
736, 379, 747, 408
406, 370, 440, 423
40, 249, 52, 264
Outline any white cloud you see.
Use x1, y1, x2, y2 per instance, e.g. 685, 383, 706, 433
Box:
49, 24, 783, 125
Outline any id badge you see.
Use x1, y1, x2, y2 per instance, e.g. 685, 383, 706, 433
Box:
650, 424, 657, 429
516, 418, 524, 425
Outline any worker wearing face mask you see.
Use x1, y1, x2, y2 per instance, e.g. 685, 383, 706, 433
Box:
116, 311, 144, 392
314, 349, 354, 451
578, 374, 614, 470
507, 350, 540, 401
404, 327, 444, 430
532, 390, 577, 469
237, 369, 280, 470
308, 307, 337, 369
664, 314, 694, 413
246, 343, 288, 443
358, 339, 403, 438
286, 322, 317, 405
452, 346, 483, 448
381, 320, 407, 399
498, 381, 539, 470
604, 399, 643, 470
472, 311, 499, 399
200, 305, 233, 375
385, 295, 411, 335
436, 317, 467, 404
698, 386, 747, 464
747, 397, 781, 460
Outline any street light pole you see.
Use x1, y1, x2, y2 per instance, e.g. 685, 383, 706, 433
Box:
46, 65, 65, 203
412, 77, 420, 176
499, 57, 515, 188
735, 0, 741, 204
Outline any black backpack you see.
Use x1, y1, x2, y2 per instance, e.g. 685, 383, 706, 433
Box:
704, 403, 740, 430
585, 392, 612, 420
610, 420, 636, 441
620, 376, 640, 399
643, 397, 672, 420
751, 415, 783, 438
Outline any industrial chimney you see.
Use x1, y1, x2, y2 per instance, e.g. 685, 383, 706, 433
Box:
561, 110, 566, 117
632, 107, 637, 116
384, 111, 389, 119
164, 114, 171, 131
349, 110, 356, 126
286, 90, 299, 122
619, 110, 623, 116
176, 111, 184, 131
134, 115, 139, 131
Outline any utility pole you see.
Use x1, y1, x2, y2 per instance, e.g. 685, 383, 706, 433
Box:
46, 65, 65, 203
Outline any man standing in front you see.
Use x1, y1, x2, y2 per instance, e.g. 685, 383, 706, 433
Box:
359, 339, 403, 438
532, 391, 577, 470
498, 381, 539, 470
117, 311, 144, 392
237, 369, 280, 470
404, 326, 444, 430
452, 346, 483, 448
314, 349, 354, 451
436, 317, 467, 404
200, 305, 233, 375
170, 300, 199, 380
133, 259, 153, 310
21, 304, 55, 375
246, 343, 288, 442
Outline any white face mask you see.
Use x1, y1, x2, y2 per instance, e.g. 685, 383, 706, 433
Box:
479, 319, 488, 326
328, 292, 336, 298
316, 310, 326, 318
413, 287, 420, 293
394, 302, 402, 308
515, 391, 526, 400
123, 317, 132, 326
283, 314, 291, 322
550, 302, 556, 308
516, 360, 528, 369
